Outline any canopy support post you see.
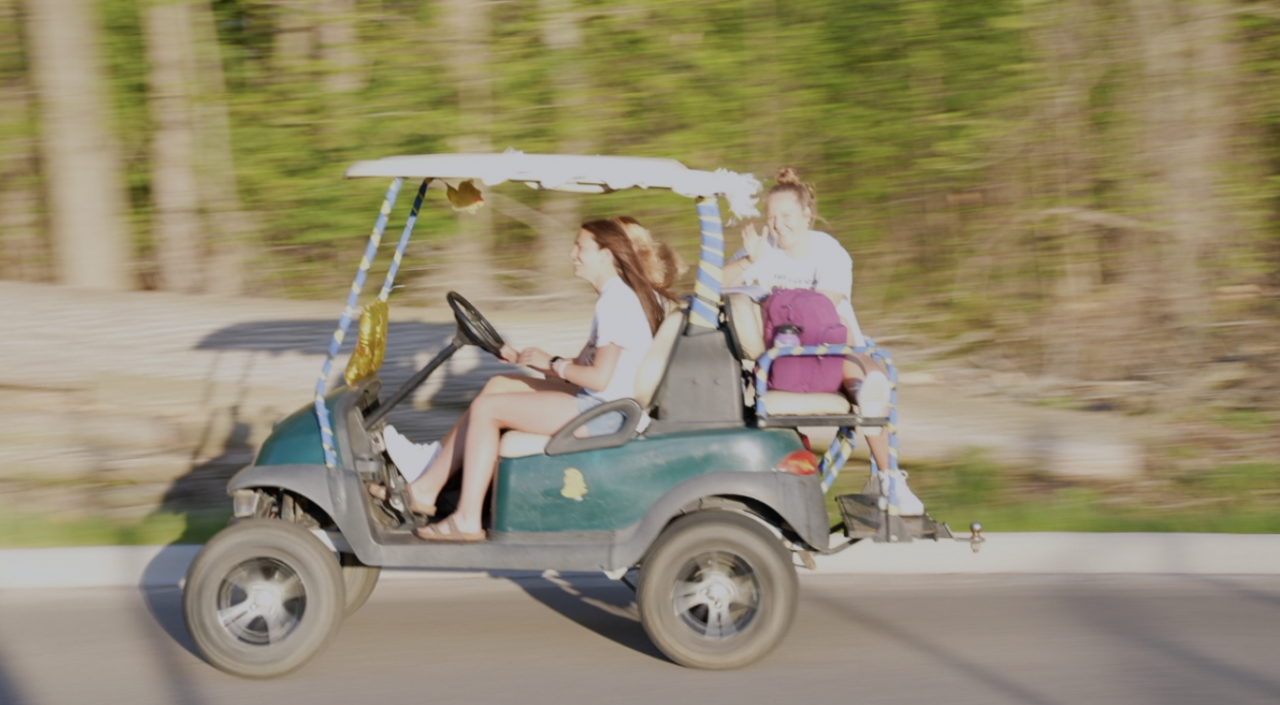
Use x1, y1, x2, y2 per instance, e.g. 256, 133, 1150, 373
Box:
314, 177, 403, 468
689, 196, 724, 330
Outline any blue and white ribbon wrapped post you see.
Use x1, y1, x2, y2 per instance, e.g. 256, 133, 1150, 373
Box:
690, 197, 724, 330
314, 177, 404, 468
377, 179, 430, 303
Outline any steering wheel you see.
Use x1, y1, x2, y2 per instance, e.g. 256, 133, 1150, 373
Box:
447, 291, 505, 357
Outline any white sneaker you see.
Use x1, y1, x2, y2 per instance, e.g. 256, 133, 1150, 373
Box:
880, 468, 924, 517
382, 425, 441, 484
856, 370, 891, 437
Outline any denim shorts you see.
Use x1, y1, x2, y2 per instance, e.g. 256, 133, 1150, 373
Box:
576, 393, 625, 437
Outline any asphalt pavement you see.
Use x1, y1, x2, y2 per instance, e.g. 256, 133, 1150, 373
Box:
2, 573, 1279, 705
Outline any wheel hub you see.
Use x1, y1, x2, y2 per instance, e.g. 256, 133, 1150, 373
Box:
700, 575, 735, 609
216, 557, 306, 646
247, 584, 283, 612
673, 551, 761, 640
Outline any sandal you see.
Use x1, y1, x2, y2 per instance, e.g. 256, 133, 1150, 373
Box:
415, 517, 486, 543
366, 481, 436, 518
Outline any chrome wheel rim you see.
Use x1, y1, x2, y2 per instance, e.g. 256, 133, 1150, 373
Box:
671, 550, 760, 640
216, 557, 306, 645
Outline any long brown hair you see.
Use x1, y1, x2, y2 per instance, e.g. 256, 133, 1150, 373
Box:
581, 219, 675, 334
611, 215, 686, 291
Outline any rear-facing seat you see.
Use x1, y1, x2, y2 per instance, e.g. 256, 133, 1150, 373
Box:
498, 308, 686, 458
724, 292, 884, 428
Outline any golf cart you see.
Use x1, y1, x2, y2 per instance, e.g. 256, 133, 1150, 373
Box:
182, 152, 981, 678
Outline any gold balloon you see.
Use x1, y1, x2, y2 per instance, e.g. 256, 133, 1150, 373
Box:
345, 300, 389, 386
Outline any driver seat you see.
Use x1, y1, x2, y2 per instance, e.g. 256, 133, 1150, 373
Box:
497, 309, 686, 458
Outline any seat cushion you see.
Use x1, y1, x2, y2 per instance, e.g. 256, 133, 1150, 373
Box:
760, 391, 851, 416
499, 431, 550, 459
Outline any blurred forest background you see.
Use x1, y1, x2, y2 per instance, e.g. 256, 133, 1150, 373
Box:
4, 0, 1280, 543
3, 0, 1280, 401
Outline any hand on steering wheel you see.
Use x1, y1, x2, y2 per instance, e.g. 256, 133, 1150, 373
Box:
446, 292, 505, 358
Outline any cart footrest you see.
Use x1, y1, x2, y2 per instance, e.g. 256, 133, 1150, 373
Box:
835, 493, 954, 543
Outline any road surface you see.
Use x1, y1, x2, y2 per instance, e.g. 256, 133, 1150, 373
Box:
2, 573, 1278, 704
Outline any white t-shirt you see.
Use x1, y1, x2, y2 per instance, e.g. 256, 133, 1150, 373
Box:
578, 276, 655, 403
735, 230, 866, 346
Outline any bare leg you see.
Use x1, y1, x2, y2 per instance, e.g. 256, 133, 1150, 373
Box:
841, 354, 892, 472
373, 373, 577, 511
431, 390, 580, 537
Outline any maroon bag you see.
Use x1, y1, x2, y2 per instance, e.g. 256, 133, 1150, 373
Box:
762, 289, 847, 393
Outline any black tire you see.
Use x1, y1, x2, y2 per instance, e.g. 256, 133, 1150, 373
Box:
183, 519, 346, 679
340, 554, 381, 617
636, 511, 798, 670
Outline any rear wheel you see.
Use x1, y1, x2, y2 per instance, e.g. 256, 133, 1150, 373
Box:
183, 519, 345, 678
636, 511, 798, 669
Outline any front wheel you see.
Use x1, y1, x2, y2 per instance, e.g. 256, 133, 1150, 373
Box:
183, 519, 346, 678
636, 511, 798, 670
340, 553, 381, 617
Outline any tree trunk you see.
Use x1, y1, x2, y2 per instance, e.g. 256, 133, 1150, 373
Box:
317, 0, 363, 94
272, 0, 313, 76
1125, 0, 1241, 336
189, 0, 255, 296
0, 0, 48, 282
25, 0, 132, 290
1029, 0, 1107, 378
439, 0, 498, 301
535, 0, 590, 291
146, 0, 204, 294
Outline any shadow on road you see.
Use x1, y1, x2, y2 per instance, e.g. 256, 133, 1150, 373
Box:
0, 641, 30, 705
810, 592, 1064, 705
1194, 574, 1280, 615
1058, 579, 1280, 703
500, 570, 668, 663
135, 584, 210, 705
138, 545, 202, 660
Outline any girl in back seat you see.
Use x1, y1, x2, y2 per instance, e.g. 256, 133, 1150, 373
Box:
725, 167, 923, 516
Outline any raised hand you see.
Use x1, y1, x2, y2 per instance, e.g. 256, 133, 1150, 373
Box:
741, 222, 767, 263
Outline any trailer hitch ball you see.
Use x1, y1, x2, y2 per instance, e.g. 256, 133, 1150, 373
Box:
969, 522, 985, 554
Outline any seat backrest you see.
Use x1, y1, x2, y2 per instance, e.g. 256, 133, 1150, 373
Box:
724, 292, 766, 360
634, 309, 686, 409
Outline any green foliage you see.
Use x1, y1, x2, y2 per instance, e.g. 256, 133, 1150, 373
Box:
167, 0, 1032, 296
826, 450, 1280, 534
0, 506, 232, 548
0, 0, 1276, 362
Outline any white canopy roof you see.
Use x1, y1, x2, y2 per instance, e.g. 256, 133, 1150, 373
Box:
344, 151, 761, 218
